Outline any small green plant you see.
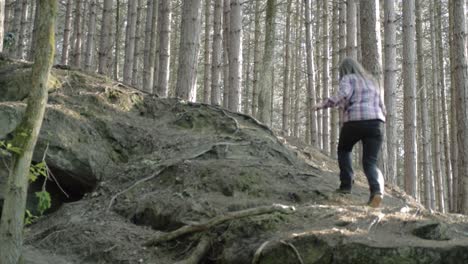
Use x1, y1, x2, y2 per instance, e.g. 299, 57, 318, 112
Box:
0, 140, 52, 224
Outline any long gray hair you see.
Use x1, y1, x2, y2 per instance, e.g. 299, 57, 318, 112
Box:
339, 57, 377, 85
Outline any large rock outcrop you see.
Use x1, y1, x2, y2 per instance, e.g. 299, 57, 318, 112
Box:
0, 57, 467, 264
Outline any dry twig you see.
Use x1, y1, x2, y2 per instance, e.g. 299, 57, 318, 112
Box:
174, 236, 211, 264
144, 204, 295, 247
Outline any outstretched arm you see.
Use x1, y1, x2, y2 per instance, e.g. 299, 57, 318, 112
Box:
313, 76, 353, 110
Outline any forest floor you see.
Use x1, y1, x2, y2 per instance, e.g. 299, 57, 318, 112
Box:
0, 56, 468, 263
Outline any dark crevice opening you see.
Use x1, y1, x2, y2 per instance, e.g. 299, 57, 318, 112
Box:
26, 164, 97, 215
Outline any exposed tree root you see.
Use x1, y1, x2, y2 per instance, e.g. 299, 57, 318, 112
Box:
251, 239, 304, 264
251, 240, 272, 264
106, 166, 167, 212
144, 204, 296, 247
106, 143, 250, 212
174, 236, 211, 264
280, 240, 304, 264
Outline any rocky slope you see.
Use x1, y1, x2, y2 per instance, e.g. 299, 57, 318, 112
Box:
0, 56, 467, 264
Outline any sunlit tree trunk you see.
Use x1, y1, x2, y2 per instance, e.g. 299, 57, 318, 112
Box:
447, 0, 460, 212
416, 0, 437, 211
228, 0, 242, 112
222, 0, 230, 107
282, 0, 292, 135
0, 0, 4, 52
142, 0, 157, 93
403, 0, 418, 198
156, 0, 171, 97
257, 0, 276, 125
131, 0, 144, 88
123, 0, 137, 84
114, 0, 122, 80
98, 0, 114, 75
71, 0, 83, 68
211, 0, 223, 105
384, 0, 397, 186
435, 0, 453, 211
202, 0, 211, 103
305, 0, 317, 147
315, 0, 322, 149
243, 24, 252, 114
60, 0, 72, 65
0, 1, 56, 262
346, 0, 357, 59
429, 0, 444, 212
321, 0, 329, 154
450, 0, 468, 214
330, 0, 339, 158
251, 0, 261, 116
175, 0, 202, 101
292, 0, 303, 138
16, 0, 28, 59
84, 0, 97, 72
168, 2, 180, 96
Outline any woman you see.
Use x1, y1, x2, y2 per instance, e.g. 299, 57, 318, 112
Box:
313, 57, 386, 208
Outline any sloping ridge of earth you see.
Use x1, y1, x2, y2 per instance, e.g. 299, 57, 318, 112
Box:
0, 56, 467, 264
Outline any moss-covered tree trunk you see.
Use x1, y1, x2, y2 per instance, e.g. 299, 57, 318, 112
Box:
0, 0, 56, 262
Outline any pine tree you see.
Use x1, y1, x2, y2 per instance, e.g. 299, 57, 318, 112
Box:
0, 0, 57, 262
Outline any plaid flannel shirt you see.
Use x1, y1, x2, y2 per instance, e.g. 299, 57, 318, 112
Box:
317, 74, 386, 123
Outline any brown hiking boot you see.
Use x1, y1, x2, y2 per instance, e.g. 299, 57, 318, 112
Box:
367, 194, 383, 208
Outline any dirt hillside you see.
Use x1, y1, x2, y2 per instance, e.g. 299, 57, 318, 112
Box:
0, 57, 467, 264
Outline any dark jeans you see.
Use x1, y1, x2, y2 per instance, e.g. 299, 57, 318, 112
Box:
337, 119, 384, 195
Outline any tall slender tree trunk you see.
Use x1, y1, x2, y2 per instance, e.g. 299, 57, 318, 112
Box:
0, 0, 4, 52
84, 0, 97, 72
222, 0, 230, 107
114, 0, 122, 80
202, 0, 211, 103
228, 0, 242, 112
27, 0, 38, 61
356, 1, 361, 62
131, 0, 144, 88
384, 0, 397, 186
9, 0, 22, 56
416, 0, 437, 211
305, 0, 317, 147
175, 0, 202, 101
257, 0, 276, 125
156, 0, 171, 97
282, 0, 292, 135
16, 0, 28, 59
0, 1, 56, 262
451, 0, 468, 214
243, 26, 252, 114
292, 0, 302, 138
142, 0, 156, 93
81, 0, 89, 60
168, 2, 180, 96
251, 0, 261, 117
346, 0, 357, 59
448, 0, 460, 211
321, 0, 329, 154
123, 0, 137, 84
315, 0, 322, 149
330, 0, 339, 158
403, 0, 418, 198
71, 0, 82, 68
430, 0, 443, 211
211, 0, 223, 105
98, 0, 114, 75
60, 0, 72, 65
3, 0, 12, 34
435, 0, 453, 211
